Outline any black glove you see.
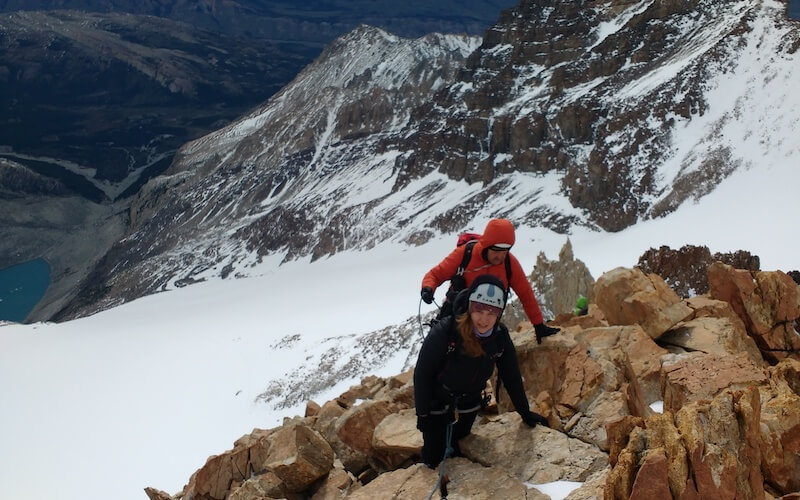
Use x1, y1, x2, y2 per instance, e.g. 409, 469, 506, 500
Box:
521, 410, 549, 428
416, 415, 429, 432
534, 323, 560, 344
420, 287, 434, 304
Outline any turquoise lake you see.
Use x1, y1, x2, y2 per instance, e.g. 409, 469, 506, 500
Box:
0, 258, 51, 323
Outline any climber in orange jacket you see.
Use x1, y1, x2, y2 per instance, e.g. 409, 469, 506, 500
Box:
420, 218, 559, 343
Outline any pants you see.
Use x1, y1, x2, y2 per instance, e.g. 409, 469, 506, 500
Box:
421, 410, 478, 467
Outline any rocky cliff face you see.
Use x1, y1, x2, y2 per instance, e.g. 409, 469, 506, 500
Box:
54, 0, 800, 320
404, 0, 794, 232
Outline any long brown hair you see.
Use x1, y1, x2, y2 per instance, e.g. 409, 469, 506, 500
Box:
455, 312, 486, 357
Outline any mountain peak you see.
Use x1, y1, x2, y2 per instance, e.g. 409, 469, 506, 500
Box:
53, 0, 800, 321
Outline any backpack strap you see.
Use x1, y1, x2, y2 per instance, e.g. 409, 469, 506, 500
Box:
455, 240, 477, 277
446, 240, 477, 299
504, 254, 512, 290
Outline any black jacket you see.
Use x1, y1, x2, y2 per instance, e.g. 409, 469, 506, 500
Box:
413, 314, 531, 417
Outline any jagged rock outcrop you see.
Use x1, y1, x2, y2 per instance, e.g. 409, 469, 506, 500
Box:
606, 386, 765, 499
606, 357, 800, 498
531, 239, 595, 318
661, 352, 769, 412
500, 323, 663, 450
147, 263, 800, 499
637, 244, 761, 297
708, 262, 800, 363
501, 238, 595, 332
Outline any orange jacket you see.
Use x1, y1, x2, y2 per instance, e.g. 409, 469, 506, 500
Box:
421, 219, 544, 325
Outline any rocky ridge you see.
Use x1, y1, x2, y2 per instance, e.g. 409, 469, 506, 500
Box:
52, 0, 800, 321
53, 26, 483, 319
144, 257, 800, 500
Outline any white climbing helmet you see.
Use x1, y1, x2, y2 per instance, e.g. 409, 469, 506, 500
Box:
468, 282, 505, 310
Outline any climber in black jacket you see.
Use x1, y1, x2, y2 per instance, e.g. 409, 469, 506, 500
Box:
413, 273, 549, 467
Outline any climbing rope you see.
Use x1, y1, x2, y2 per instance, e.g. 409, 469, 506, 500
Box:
418, 296, 440, 341
426, 416, 455, 500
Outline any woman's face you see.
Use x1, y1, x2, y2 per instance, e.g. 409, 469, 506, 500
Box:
471, 308, 498, 334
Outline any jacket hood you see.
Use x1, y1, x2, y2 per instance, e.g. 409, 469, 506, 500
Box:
479, 219, 515, 248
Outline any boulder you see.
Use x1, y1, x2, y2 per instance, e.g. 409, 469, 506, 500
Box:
372, 408, 422, 456
708, 262, 800, 360
576, 325, 667, 404
759, 391, 800, 494
606, 415, 645, 465
306, 400, 322, 417
182, 429, 274, 500
594, 267, 693, 338
335, 399, 403, 468
508, 324, 659, 449
313, 400, 369, 475
562, 467, 610, 500
227, 470, 301, 500
346, 458, 533, 499
676, 388, 763, 499
310, 463, 359, 500
460, 412, 608, 483
344, 463, 436, 500
373, 380, 415, 409
629, 449, 672, 500
658, 316, 763, 364
661, 352, 768, 413
564, 391, 637, 451
337, 375, 386, 407
552, 305, 608, 329
265, 424, 334, 492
